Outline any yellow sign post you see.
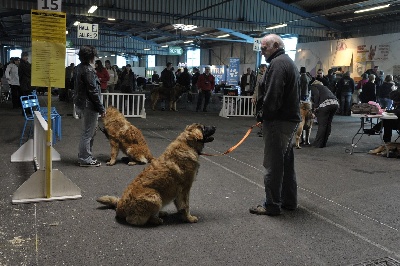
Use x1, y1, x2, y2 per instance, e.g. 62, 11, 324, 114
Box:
31, 10, 66, 198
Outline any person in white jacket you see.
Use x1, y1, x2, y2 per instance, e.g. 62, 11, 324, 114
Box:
5, 57, 21, 108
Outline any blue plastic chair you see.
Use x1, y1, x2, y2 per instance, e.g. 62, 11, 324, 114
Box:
29, 92, 62, 141
20, 96, 38, 146
19, 96, 61, 146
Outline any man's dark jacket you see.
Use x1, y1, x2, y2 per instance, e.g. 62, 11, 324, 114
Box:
262, 49, 301, 122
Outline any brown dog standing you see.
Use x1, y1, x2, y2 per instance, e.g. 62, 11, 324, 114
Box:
97, 123, 216, 226
102, 106, 153, 166
295, 101, 313, 149
151, 83, 186, 111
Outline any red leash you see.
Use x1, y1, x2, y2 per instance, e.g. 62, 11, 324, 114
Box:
200, 122, 262, 156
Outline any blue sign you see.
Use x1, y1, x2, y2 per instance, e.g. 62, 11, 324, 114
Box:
228, 58, 240, 85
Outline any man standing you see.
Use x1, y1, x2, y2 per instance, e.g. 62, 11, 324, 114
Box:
315, 69, 329, 86
160, 62, 175, 110
336, 71, 355, 116
5, 57, 21, 108
240, 67, 256, 96
196, 66, 215, 112
249, 34, 301, 216
19, 51, 32, 96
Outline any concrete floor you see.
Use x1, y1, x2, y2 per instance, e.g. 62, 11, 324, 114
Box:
0, 94, 399, 266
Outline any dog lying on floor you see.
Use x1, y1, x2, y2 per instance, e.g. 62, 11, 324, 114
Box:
96, 123, 216, 226
151, 83, 187, 111
295, 101, 314, 149
101, 106, 153, 166
368, 142, 400, 157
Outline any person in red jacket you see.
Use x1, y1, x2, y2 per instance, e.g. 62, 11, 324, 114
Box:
95, 60, 110, 93
196, 66, 215, 112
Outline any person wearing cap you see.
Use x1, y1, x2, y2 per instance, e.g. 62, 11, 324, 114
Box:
196, 66, 215, 112
19, 51, 32, 95
73, 45, 106, 167
5, 57, 21, 108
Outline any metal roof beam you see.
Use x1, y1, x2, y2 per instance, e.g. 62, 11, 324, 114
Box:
260, 0, 344, 31
216, 28, 254, 43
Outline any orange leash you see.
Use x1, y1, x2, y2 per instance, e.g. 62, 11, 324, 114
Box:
200, 122, 262, 156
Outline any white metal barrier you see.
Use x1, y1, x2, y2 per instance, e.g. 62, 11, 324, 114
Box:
102, 93, 146, 118
73, 93, 147, 119
219, 95, 255, 118
11, 111, 81, 204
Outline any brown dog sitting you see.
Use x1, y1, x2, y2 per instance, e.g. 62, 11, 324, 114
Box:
150, 83, 187, 111
96, 123, 216, 226
101, 106, 153, 166
295, 101, 313, 149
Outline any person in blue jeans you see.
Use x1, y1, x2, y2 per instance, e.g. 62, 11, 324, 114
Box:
73, 45, 106, 167
249, 34, 300, 216
336, 71, 355, 116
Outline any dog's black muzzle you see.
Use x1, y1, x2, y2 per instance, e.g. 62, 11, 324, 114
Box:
202, 126, 216, 143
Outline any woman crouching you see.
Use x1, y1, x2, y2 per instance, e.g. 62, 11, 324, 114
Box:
310, 80, 339, 148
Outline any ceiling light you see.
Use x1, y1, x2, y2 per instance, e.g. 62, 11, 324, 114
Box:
172, 24, 198, 31
184, 40, 193, 43
354, 4, 390, 13
144, 48, 150, 51
73, 21, 80, 26
265, 23, 287, 30
217, 34, 230, 38
66, 30, 68, 34
111, 54, 116, 56
161, 45, 168, 48
88, 5, 98, 14
107, 18, 115, 21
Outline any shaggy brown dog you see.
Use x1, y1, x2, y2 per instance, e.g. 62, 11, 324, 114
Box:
151, 83, 187, 111
295, 101, 313, 149
102, 106, 153, 166
97, 123, 216, 226
368, 142, 400, 157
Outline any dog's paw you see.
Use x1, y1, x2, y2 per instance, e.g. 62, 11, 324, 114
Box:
295, 146, 301, 149
127, 161, 137, 166
158, 211, 169, 217
106, 160, 116, 166
148, 216, 163, 225
185, 215, 198, 223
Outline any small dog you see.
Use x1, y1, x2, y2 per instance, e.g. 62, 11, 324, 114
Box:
368, 142, 400, 157
151, 83, 187, 111
97, 123, 216, 226
295, 101, 313, 149
101, 106, 153, 166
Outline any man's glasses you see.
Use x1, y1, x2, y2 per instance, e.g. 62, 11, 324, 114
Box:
317, 73, 322, 75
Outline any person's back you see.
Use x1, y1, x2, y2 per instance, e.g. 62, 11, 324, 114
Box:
19, 52, 31, 94
360, 80, 376, 103
160, 67, 174, 88
177, 68, 191, 89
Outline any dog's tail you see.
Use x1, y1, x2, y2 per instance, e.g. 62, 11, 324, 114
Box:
96, 195, 119, 209
98, 126, 110, 139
